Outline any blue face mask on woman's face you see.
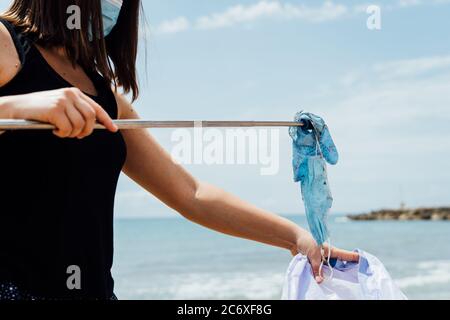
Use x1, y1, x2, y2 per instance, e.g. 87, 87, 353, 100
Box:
101, 0, 123, 36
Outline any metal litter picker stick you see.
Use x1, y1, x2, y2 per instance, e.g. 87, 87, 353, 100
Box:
0, 120, 304, 130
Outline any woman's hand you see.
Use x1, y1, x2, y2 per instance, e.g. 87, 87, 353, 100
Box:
0, 88, 118, 138
292, 233, 360, 283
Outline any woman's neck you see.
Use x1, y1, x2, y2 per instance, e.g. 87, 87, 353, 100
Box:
41, 46, 69, 59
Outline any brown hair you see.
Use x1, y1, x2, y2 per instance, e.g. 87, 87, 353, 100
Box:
1, 0, 142, 100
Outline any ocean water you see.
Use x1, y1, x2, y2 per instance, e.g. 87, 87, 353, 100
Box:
112, 216, 450, 300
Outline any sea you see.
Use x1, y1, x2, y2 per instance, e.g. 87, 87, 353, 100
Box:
112, 215, 450, 300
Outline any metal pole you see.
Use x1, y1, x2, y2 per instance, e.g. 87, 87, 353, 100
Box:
0, 120, 304, 130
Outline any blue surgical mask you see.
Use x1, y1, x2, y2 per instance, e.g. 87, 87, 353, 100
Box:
290, 111, 337, 247
101, 0, 123, 36
301, 155, 333, 246
89, 0, 123, 39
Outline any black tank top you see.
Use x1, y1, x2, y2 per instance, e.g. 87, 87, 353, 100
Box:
0, 19, 127, 299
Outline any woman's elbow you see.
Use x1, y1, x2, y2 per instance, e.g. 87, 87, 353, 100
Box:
176, 181, 216, 220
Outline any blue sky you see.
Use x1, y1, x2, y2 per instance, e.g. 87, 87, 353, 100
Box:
1, 0, 450, 218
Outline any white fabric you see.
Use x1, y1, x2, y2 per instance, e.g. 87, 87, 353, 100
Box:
282, 250, 407, 300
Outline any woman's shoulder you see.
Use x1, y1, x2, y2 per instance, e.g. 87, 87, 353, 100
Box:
0, 20, 11, 67
112, 89, 136, 120
0, 19, 22, 87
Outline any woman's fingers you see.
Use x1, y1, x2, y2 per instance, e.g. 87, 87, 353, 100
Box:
79, 94, 118, 133
311, 259, 324, 284
307, 245, 359, 284
309, 248, 359, 285
307, 247, 325, 284
65, 105, 85, 138
73, 98, 97, 138
65, 88, 118, 138
52, 108, 73, 138
324, 246, 360, 262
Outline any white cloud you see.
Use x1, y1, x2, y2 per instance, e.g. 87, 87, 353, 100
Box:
196, 1, 283, 30
397, 0, 450, 7
397, 0, 423, 7
339, 54, 450, 85
155, 17, 191, 35
373, 55, 450, 79
196, 1, 348, 30
153, 0, 450, 35
155, 1, 350, 35
339, 71, 362, 86
386, 0, 450, 10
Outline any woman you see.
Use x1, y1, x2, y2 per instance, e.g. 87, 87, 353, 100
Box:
0, 0, 358, 300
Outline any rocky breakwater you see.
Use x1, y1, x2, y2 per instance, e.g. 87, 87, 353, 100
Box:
348, 207, 450, 221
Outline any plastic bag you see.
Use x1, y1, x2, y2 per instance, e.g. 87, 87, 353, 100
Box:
282, 250, 407, 300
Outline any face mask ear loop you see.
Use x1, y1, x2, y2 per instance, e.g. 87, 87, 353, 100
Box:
311, 123, 323, 158
319, 247, 325, 281
313, 121, 329, 282
315, 134, 319, 157
326, 239, 334, 281
319, 240, 334, 282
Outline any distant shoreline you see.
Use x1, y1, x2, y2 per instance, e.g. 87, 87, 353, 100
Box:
347, 207, 450, 221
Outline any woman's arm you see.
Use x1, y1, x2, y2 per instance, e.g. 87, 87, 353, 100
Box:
0, 99, 12, 135
116, 93, 359, 282
0, 21, 19, 136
